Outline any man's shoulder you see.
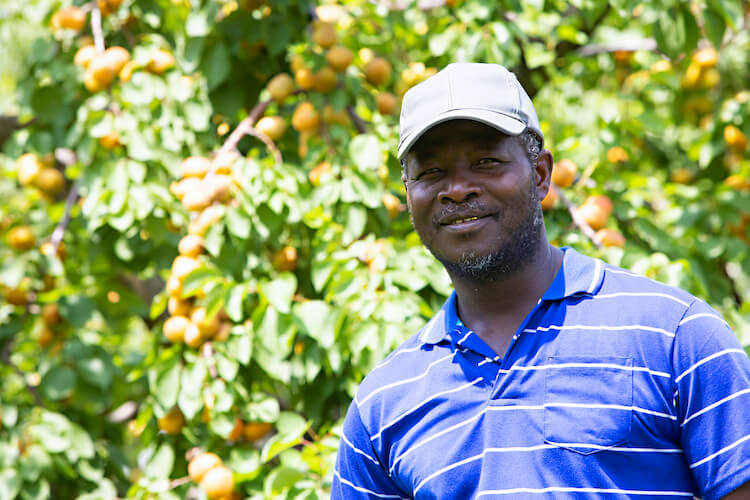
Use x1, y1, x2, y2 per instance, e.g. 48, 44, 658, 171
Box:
597, 260, 698, 308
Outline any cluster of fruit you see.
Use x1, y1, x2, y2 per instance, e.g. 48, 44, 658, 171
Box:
227, 417, 274, 444
187, 451, 238, 500
15, 153, 65, 200
541, 159, 625, 248
682, 47, 720, 90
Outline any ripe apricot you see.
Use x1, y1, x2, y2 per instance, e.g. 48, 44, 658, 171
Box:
38, 327, 56, 348
84, 68, 107, 93
692, 47, 718, 68
312, 21, 337, 48
724, 125, 748, 151
382, 193, 402, 219
99, 131, 120, 149
171, 177, 202, 201
309, 161, 332, 186
256, 116, 286, 141
180, 156, 212, 178
34, 167, 65, 195
172, 256, 201, 280
211, 151, 239, 174
147, 50, 175, 74
4, 287, 28, 306
577, 203, 608, 230
16, 153, 41, 186
119, 60, 138, 82
157, 407, 185, 434
291, 102, 320, 132
376, 92, 398, 115
191, 307, 219, 338
228, 417, 244, 441
168, 297, 192, 316
204, 175, 234, 203
551, 159, 577, 187
243, 421, 273, 442
294, 67, 317, 90
595, 228, 626, 248
583, 194, 613, 216
89, 54, 118, 88
182, 188, 213, 212
326, 46, 353, 72
364, 57, 392, 86
8, 226, 35, 251
166, 276, 183, 297
267, 73, 295, 102
606, 146, 629, 164
163, 315, 189, 343
184, 322, 203, 348
188, 452, 222, 482
272, 246, 298, 272
74, 45, 97, 68
322, 105, 349, 125
682, 62, 702, 89
104, 46, 130, 74
290, 54, 306, 73
670, 168, 695, 184
55, 7, 86, 31
178, 234, 204, 257
314, 66, 338, 93
97, 0, 123, 16
200, 465, 234, 499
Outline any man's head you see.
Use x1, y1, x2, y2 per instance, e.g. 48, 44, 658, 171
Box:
398, 64, 552, 282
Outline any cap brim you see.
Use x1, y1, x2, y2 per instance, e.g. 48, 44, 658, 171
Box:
397, 109, 527, 161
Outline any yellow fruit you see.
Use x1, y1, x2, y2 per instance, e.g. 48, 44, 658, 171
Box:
724, 175, 750, 191
163, 315, 189, 343
104, 46, 130, 75
8, 226, 35, 251
84, 69, 106, 93
157, 407, 185, 435
382, 193, 402, 219
178, 234, 204, 257
180, 156, 212, 178
724, 125, 748, 151
312, 21, 337, 48
211, 151, 238, 174
322, 105, 349, 125
291, 102, 320, 132
314, 66, 338, 93
189, 206, 223, 236
168, 297, 192, 316
670, 168, 695, 184
243, 421, 273, 442
256, 116, 286, 141
650, 60, 672, 73
577, 203, 608, 230
184, 322, 203, 348
42, 303, 62, 326
188, 452, 223, 483
309, 161, 332, 186
55, 7, 86, 31
4, 287, 28, 306
613, 50, 632, 64
34, 168, 65, 195
540, 187, 558, 210
606, 146, 629, 164
700, 68, 719, 88
172, 256, 201, 280
364, 57, 391, 86
376, 92, 398, 115
89, 54, 118, 87
290, 54, 306, 73
97, 0, 123, 16
118, 60, 138, 82
551, 159, 577, 187
16, 153, 41, 186
99, 131, 120, 149
584, 194, 613, 215
166, 276, 183, 297
682, 62, 702, 89
191, 307, 220, 338
272, 246, 298, 272
38, 327, 56, 348
204, 175, 234, 203
294, 67, 317, 90
147, 50, 175, 74
693, 47, 718, 68
228, 417, 244, 441
74, 45, 97, 68
596, 228, 626, 248
41, 241, 66, 260
267, 73, 295, 102
182, 188, 213, 212
171, 177, 202, 200
326, 46, 353, 72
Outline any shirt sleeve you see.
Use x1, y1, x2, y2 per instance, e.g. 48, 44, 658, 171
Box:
331, 400, 408, 500
671, 299, 750, 500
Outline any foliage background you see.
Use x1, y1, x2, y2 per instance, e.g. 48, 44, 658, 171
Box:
0, 0, 748, 498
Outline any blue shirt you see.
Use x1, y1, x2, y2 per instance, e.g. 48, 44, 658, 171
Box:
332, 248, 750, 499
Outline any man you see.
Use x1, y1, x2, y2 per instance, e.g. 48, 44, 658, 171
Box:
331, 63, 750, 499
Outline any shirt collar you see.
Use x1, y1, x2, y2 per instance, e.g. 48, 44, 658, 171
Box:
418, 247, 605, 345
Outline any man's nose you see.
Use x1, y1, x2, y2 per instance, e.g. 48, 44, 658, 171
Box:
438, 170, 481, 203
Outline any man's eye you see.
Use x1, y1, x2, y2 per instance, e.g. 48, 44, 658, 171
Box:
477, 158, 499, 166
416, 168, 440, 179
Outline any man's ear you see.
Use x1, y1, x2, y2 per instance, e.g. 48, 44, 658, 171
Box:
535, 149, 554, 198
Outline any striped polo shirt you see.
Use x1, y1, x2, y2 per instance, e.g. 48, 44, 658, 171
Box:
332, 247, 750, 499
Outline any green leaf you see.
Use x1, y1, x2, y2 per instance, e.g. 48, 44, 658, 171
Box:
181, 268, 222, 297
151, 357, 182, 410
202, 43, 230, 90
260, 412, 309, 462
226, 284, 247, 322
349, 134, 383, 171
226, 206, 251, 239
702, 8, 726, 49
227, 331, 252, 365
261, 273, 297, 314
77, 355, 113, 390
145, 443, 175, 479
216, 351, 238, 380
178, 360, 206, 419
653, 6, 699, 59
264, 466, 305, 496
40, 365, 76, 401
294, 300, 335, 348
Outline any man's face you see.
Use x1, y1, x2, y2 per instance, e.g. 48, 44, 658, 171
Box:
403, 120, 546, 281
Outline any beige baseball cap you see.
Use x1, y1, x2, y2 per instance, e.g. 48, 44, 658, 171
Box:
397, 63, 543, 160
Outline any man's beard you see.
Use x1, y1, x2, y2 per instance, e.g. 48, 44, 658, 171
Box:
425, 177, 544, 283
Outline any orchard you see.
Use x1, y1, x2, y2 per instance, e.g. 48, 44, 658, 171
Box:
0, 0, 749, 498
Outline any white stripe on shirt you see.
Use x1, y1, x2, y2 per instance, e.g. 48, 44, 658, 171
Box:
333, 470, 405, 499
674, 348, 747, 384
689, 433, 750, 469
476, 486, 694, 497
681, 388, 750, 427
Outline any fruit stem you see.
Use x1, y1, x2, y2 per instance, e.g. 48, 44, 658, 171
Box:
90, 1, 106, 53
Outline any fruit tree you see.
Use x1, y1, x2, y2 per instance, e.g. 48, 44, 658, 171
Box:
1, 0, 748, 498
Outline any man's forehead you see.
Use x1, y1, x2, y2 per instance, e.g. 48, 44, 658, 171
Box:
409, 120, 516, 155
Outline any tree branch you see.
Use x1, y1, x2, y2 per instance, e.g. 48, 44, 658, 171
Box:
554, 185, 602, 249
50, 179, 80, 256
90, 1, 106, 53
346, 106, 368, 134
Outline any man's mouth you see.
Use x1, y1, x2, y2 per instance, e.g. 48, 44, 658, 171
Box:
440, 214, 492, 226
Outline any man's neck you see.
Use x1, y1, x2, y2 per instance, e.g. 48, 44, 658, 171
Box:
450, 243, 563, 355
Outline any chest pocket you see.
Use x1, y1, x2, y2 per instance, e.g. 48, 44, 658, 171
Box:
544, 356, 633, 455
